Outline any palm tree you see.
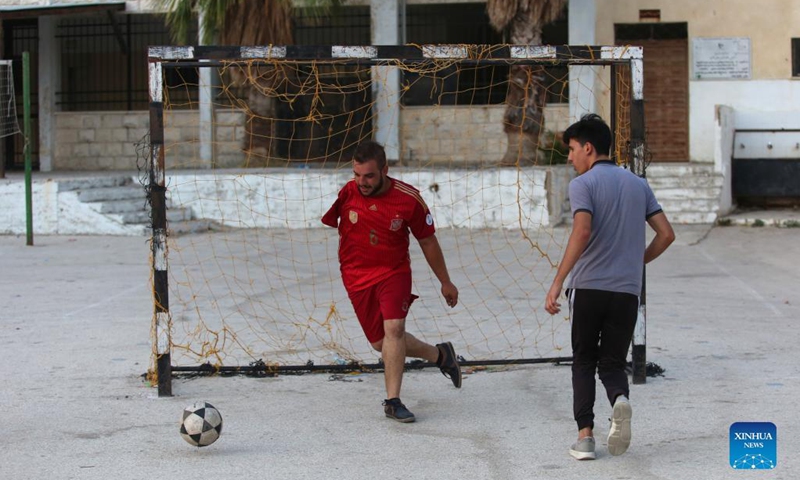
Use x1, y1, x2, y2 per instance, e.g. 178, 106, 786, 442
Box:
159, 0, 341, 45
158, 0, 341, 109
487, 0, 567, 165
157, 0, 340, 165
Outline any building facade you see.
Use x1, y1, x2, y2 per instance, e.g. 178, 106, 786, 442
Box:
1, 0, 798, 214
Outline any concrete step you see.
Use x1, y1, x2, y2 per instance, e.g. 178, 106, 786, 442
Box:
668, 211, 718, 224
719, 209, 800, 227
167, 219, 227, 236
642, 163, 723, 224
650, 187, 722, 200
120, 208, 193, 225
99, 199, 149, 214
58, 176, 132, 192
659, 198, 719, 212
645, 163, 716, 178
647, 175, 724, 189
78, 186, 145, 202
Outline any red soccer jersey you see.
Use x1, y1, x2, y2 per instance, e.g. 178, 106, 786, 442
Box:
321, 177, 436, 292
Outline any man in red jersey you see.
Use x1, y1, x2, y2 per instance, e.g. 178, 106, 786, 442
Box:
322, 140, 462, 423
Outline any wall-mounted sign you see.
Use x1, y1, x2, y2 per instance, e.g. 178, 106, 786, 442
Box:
692, 37, 751, 80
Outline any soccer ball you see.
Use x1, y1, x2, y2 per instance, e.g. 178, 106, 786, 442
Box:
180, 402, 223, 447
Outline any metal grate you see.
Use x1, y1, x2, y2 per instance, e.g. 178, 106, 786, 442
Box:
58, 13, 193, 111
4, 19, 38, 170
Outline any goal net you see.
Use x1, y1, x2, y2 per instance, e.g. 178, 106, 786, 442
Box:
0, 60, 20, 139
146, 45, 644, 389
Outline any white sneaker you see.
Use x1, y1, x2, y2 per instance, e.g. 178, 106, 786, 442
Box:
569, 437, 596, 460
607, 396, 632, 456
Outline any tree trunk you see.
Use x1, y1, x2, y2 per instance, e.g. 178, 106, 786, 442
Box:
500, 19, 548, 166
221, 0, 294, 165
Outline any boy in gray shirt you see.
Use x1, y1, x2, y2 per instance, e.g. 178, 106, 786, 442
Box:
545, 114, 675, 460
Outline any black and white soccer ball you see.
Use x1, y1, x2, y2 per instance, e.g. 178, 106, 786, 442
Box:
180, 402, 223, 447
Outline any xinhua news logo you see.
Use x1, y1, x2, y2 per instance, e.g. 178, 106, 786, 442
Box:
730, 422, 776, 470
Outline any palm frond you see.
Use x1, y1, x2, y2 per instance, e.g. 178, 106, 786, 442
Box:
157, 0, 341, 46
156, 0, 195, 44
486, 0, 520, 32
524, 0, 566, 26
486, 0, 566, 34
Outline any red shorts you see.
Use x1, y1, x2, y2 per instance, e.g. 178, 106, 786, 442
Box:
347, 272, 418, 344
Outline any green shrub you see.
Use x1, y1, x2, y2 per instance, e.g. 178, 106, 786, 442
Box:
538, 131, 569, 166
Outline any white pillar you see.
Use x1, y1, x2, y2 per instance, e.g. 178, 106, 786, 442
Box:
714, 105, 735, 216
568, 0, 597, 121
38, 16, 59, 172
370, 0, 400, 163
198, 10, 214, 168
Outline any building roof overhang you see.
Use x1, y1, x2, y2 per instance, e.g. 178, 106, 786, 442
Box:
0, 2, 126, 20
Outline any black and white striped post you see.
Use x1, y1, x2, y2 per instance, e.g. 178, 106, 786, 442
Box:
627, 49, 648, 385
148, 56, 171, 397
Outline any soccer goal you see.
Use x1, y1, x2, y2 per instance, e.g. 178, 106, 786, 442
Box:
0, 59, 20, 139
146, 44, 646, 396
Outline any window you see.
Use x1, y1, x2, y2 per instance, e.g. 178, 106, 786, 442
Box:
402, 3, 568, 106
793, 38, 800, 77
57, 14, 192, 111
294, 6, 370, 45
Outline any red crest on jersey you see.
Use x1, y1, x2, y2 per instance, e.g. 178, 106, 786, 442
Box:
390, 218, 403, 231
349, 210, 358, 224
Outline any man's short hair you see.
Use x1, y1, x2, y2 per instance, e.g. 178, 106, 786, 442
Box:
354, 140, 387, 170
562, 114, 612, 157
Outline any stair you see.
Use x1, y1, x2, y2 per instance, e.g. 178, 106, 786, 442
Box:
646, 163, 722, 224
63, 175, 195, 232
559, 163, 723, 225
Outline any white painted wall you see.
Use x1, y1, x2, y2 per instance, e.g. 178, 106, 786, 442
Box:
167, 168, 556, 230
0, 177, 145, 235
713, 105, 735, 215
594, 0, 800, 163
0, 167, 573, 235
690, 80, 800, 162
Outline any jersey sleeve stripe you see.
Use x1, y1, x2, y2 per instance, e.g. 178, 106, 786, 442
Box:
393, 183, 429, 210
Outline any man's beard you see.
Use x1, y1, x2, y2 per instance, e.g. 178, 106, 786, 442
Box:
359, 175, 384, 197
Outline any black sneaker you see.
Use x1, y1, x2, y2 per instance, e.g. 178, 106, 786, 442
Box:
383, 398, 415, 423
436, 342, 462, 388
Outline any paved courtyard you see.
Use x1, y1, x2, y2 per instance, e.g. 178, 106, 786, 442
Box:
1, 224, 797, 479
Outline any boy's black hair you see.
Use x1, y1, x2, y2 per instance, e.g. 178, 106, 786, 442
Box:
562, 113, 612, 156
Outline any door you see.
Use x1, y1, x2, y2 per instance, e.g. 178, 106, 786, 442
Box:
616, 23, 689, 162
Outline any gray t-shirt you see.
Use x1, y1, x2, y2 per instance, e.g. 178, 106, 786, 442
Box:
567, 161, 662, 296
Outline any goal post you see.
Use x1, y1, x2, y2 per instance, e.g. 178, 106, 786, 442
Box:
146, 44, 646, 397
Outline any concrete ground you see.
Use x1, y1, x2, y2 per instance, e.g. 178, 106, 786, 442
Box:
1, 224, 798, 479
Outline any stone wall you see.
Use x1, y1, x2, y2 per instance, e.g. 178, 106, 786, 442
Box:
53, 110, 247, 171
52, 105, 568, 170
400, 104, 570, 166
162, 110, 247, 170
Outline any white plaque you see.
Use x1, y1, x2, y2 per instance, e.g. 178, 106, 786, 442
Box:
692, 37, 751, 80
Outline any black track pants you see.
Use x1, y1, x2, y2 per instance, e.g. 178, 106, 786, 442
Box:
569, 288, 639, 431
